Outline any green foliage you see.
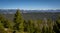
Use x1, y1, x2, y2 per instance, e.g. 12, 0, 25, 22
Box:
34, 26, 41, 33
0, 10, 60, 33
47, 19, 53, 33
0, 21, 7, 33
27, 20, 35, 33
35, 20, 43, 33
14, 9, 22, 23
13, 9, 24, 33
23, 20, 28, 32
4, 20, 13, 29
53, 18, 60, 33
42, 25, 47, 33
37, 19, 43, 24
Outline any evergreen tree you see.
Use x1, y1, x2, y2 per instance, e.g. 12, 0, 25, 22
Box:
23, 20, 28, 32
13, 9, 24, 33
34, 26, 41, 33
0, 14, 6, 26
0, 21, 7, 33
47, 19, 54, 33
42, 25, 47, 33
53, 17, 60, 33
35, 20, 43, 33
4, 20, 13, 29
42, 25, 53, 33
27, 20, 35, 33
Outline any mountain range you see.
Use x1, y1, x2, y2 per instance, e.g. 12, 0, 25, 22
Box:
0, 9, 60, 21
0, 9, 60, 14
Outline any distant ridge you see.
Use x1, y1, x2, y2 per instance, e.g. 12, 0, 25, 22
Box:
0, 9, 60, 14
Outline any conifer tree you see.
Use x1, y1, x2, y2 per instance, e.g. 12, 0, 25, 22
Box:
42, 25, 47, 33
35, 20, 43, 33
53, 17, 60, 33
23, 20, 28, 32
0, 21, 7, 33
4, 20, 13, 29
27, 20, 35, 33
47, 19, 53, 33
13, 9, 24, 33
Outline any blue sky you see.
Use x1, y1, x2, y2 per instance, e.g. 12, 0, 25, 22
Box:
0, 0, 60, 10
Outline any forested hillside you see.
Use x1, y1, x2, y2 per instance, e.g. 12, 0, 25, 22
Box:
0, 9, 60, 33
4, 12, 60, 21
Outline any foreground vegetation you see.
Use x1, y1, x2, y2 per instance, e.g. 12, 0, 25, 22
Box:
0, 9, 60, 33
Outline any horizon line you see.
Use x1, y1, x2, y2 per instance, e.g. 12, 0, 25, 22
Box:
0, 8, 60, 10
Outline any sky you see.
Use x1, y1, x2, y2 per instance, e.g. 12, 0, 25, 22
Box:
0, 0, 60, 10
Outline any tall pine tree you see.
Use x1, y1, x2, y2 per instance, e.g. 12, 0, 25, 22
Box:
0, 21, 7, 33
53, 16, 60, 33
27, 20, 35, 33
13, 9, 24, 33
